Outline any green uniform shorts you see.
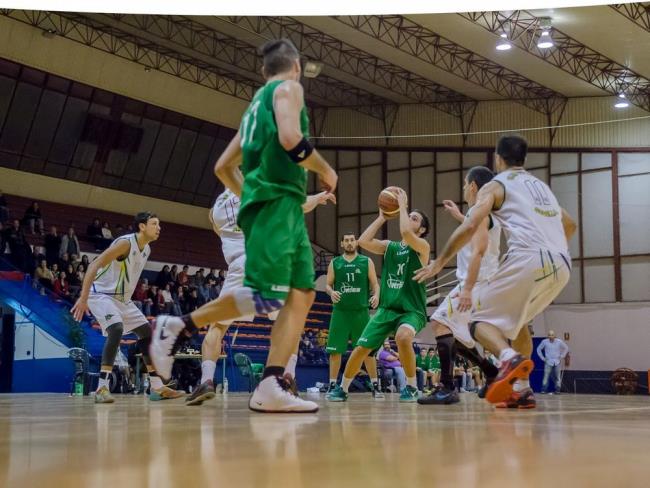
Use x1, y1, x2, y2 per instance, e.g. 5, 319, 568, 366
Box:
355, 307, 426, 350
326, 307, 370, 354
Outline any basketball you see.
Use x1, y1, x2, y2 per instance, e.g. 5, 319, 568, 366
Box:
378, 186, 403, 217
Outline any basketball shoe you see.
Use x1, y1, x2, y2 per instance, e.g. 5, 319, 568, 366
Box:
417, 385, 459, 405
495, 388, 537, 409
485, 354, 534, 404
399, 385, 420, 402
150, 385, 185, 402
150, 315, 186, 380
186, 380, 216, 406
94, 385, 114, 404
249, 375, 319, 413
326, 384, 348, 402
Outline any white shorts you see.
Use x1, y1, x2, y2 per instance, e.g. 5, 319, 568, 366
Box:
471, 251, 571, 340
87, 294, 148, 336
220, 254, 254, 325
430, 283, 477, 348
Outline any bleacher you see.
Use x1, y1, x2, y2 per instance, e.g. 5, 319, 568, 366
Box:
2, 193, 226, 269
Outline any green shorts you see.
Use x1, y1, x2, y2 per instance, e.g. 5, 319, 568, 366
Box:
326, 307, 370, 354
239, 196, 315, 300
355, 307, 426, 351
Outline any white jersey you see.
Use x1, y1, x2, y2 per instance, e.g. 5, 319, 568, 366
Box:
492, 168, 568, 256
456, 208, 501, 283
210, 189, 245, 265
92, 233, 150, 303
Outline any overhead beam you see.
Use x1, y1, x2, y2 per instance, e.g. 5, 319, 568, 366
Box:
610, 3, 650, 32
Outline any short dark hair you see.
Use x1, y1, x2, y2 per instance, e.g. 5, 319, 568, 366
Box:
259, 39, 300, 77
412, 209, 430, 238
466, 166, 494, 190
496, 134, 528, 167
340, 232, 357, 241
134, 211, 157, 231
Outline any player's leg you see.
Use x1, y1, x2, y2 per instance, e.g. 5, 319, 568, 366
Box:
186, 322, 228, 406
419, 321, 459, 405
496, 323, 537, 408
328, 353, 342, 390
362, 354, 383, 398
394, 313, 427, 402
96, 321, 122, 403
326, 345, 373, 402
326, 308, 348, 390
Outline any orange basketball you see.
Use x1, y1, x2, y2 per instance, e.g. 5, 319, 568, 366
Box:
378, 186, 402, 218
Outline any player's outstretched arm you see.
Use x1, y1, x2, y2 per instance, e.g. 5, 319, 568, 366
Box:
70, 239, 130, 321
214, 131, 244, 196
274, 81, 337, 192
359, 213, 390, 255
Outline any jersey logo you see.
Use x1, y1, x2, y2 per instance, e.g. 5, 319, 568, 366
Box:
339, 283, 362, 294
271, 285, 290, 292
355, 268, 361, 274
386, 274, 404, 290
105, 314, 114, 321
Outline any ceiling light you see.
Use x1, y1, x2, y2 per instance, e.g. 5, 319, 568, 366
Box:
614, 94, 629, 108
537, 30, 554, 49
496, 33, 512, 51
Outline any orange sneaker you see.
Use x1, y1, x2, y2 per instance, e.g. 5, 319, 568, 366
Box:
495, 388, 537, 409
485, 354, 534, 404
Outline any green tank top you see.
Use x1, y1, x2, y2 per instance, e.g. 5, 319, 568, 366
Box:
379, 241, 427, 316
332, 254, 370, 310
239, 79, 310, 214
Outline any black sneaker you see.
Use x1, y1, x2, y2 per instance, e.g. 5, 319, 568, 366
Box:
372, 382, 385, 399
417, 386, 460, 405
185, 380, 216, 406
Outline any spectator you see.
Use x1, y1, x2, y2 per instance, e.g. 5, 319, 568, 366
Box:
416, 348, 429, 391
192, 268, 206, 288
197, 277, 210, 303
70, 253, 80, 268
50, 262, 60, 280
80, 254, 90, 269
427, 348, 441, 386
0, 190, 8, 224
101, 221, 113, 240
170, 264, 179, 283
154, 287, 166, 315
205, 268, 217, 283
34, 259, 54, 290
23, 201, 44, 235
53, 270, 70, 299
207, 278, 220, 300
155, 265, 172, 289
75, 263, 85, 282
454, 357, 474, 392
4, 219, 30, 271
66, 263, 81, 296
126, 224, 134, 234
177, 265, 190, 286
115, 224, 124, 237
161, 283, 174, 314
44, 226, 61, 267
172, 286, 186, 315
186, 288, 205, 312
537, 330, 569, 394
218, 269, 226, 285
59, 227, 80, 259
378, 340, 407, 392
59, 252, 71, 271
87, 218, 110, 251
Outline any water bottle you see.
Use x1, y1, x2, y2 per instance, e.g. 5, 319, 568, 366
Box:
74, 380, 84, 396
223, 378, 229, 394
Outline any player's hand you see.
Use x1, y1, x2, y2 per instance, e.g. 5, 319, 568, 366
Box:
315, 191, 337, 206
319, 167, 338, 193
442, 200, 463, 220
330, 291, 341, 304
369, 293, 380, 309
71, 298, 90, 322
394, 187, 408, 209
455, 288, 472, 313
413, 259, 443, 283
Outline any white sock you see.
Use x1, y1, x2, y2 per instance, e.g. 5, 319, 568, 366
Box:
341, 376, 353, 393
513, 378, 530, 392
97, 374, 110, 391
374, 378, 380, 386
406, 376, 417, 388
149, 375, 163, 390
285, 354, 298, 378
499, 348, 517, 363
201, 360, 216, 384
329, 378, 337, 384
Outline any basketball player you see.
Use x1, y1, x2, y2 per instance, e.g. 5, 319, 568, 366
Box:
325, 233, 382, 397
185, 184, 335, 406
150, 39, 337, 413
327, 188, 429, 403
414, 135, 576, 405
71, 212, 183, 403
418, 166, 501, 406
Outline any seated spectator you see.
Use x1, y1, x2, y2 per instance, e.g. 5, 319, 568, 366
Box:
170, 264, 179, 283
59, 227, 80, 259
416, 347, 429, 391
177, 265, 190, 286
161, 283, 174, 313
454, 357, 474, 392
50, 262, 60, 279
53, 271, 70, 299
80, 254, 90, 269
154, 287, 166, 315
186, 288, 205, 312
172, 286, 185, 316
75, 263, 85, 283
155, 265, 172, 289
197, 278, 210, 303
133, 279, 152, 316
217, 269, 226, 285
44, 226, 61, 267
87, 218, 110, 251
205, 268, 217, 283
70, 253, 80, 268
192, 268, 206, 288
207, 278, 220, 300
66, 263, 81, 294
34, 259, 54, 290
378, 340, 406, 392
115, 224, 124, 237
0, 190, 8, 224
59, 252, 72, 271
101, 221, 113, 240
427, 348, 441, 386
23, 201, 44, 235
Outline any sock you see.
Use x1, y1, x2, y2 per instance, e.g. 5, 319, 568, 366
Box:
97, 371, 111, 390
180, 314, 198, 334
201, 360, 216, 384
456, 343, 500, 380
499, 348, 517, 363
406, 376, 417, 388
329, 378, 337, 385
149, 375, 163, 390
513, 379, 530, 392
285, 354, 297, 378
436, 334, 457, 391
262, 366, 284, 380
373, 378, 380, 389
341, 376, 353, 393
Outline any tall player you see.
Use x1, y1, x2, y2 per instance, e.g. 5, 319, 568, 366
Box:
327, 188, 429, 403
418, 166, 501, 406
185, 184, 335, 406
325, 233, 381, 396
150, 39, 337, 413
414, 135, 576, 404
71, 212, 183, 403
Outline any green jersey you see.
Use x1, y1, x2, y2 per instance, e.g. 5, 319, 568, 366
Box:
429, 355, 441, 370
238, 79, 310, 214
379, 241, 426, 316
332, 254, 370, 310
416, 355, 428, 370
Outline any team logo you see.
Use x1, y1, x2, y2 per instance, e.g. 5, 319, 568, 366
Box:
355, 268, 361, 274
339, 283, 361, 294
105, 314, 114, 321
386, 274, 404, 290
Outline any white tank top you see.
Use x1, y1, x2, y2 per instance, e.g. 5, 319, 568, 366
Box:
456, 208, 501, 283
210, 189, 245, 266
92, 234, 150, 302
492, 168, 568, 256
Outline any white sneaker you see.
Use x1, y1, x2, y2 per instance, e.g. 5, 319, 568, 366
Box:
150, 315, 184, 379
249, 375, 319, 413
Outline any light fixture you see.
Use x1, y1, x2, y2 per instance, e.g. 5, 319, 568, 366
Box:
496, 33, 512, 51
537, 18, 554, 49
614, 93, 629, 108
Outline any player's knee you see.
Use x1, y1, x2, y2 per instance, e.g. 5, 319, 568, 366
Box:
395, 327, 415, 344
106, 322, 124, 338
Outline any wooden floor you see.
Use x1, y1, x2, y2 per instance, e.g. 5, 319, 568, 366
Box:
1, 392, 649, 487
